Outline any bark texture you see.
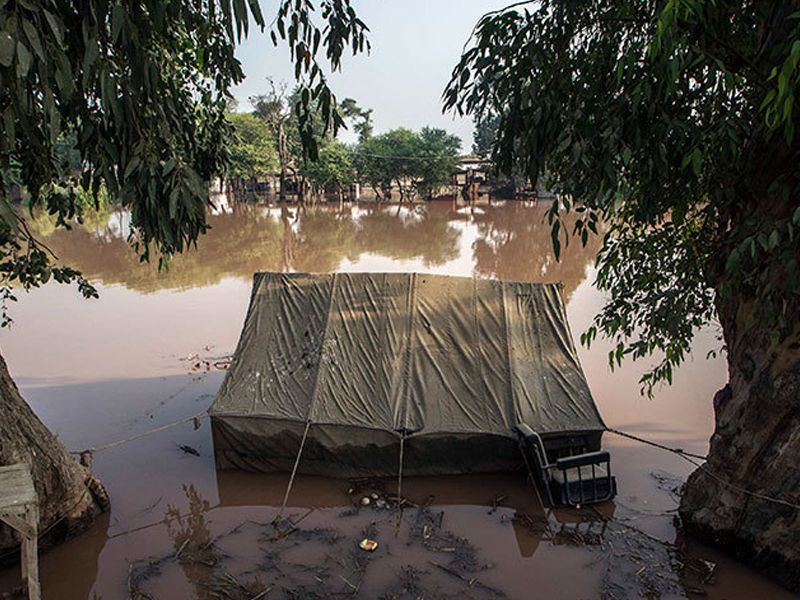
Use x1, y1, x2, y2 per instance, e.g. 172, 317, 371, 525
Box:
0, 351, 109, 562
680, 292, 800, 591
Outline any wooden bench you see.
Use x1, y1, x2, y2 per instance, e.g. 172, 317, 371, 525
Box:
0, 464, 40, 600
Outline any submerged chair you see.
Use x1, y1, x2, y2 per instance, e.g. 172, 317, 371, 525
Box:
516, 423, 616, 507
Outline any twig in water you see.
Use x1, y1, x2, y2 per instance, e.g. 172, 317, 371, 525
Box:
127, 563, 134, 598
339, 575, 360, 593
175, 538, 190, 559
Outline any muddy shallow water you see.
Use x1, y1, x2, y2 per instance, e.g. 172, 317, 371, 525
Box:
1, 199, 797, 600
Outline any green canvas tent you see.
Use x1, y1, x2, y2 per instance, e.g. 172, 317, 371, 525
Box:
210, 272, 607, 479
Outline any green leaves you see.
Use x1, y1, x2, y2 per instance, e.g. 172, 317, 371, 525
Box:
225, 112, 279, 181
0, 30, 12, 67
0, 198, 19, 234
111, 4, 125, 42
446, 0, 800, 393
42, 10, 63, 45
551, 218, 561, 260
0, 0, 370, 322
302, 141, 355, 193
21, 19, 42, 60
15, 40, 30, 77
353, 127, 461, 200
270, 0, 370, 148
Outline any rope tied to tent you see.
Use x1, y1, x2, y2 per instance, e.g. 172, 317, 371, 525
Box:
605, 428, 708, 461
276, 273, 341, 519
395, 432, 408, 534
69, 411, 209, 470
605, 427, 800, 511
278, 420, 312, 518
396, 434, 406, 511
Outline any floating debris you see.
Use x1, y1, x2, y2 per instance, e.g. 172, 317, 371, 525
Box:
359, 539, 378, 552
176, 444, 200, 456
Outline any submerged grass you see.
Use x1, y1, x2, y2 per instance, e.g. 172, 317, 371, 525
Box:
123, 483, 692, 600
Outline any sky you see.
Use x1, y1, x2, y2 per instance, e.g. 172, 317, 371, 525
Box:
232, 0, 505, 152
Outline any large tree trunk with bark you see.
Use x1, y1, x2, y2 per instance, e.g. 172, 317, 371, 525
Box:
680, 289, 800, 591
0, 351, 109, 562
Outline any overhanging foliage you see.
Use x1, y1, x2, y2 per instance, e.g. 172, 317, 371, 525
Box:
0, 0, 368, 324
446, 0, 800, 393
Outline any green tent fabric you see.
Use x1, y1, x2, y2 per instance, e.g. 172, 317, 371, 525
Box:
210, 272, 605, 477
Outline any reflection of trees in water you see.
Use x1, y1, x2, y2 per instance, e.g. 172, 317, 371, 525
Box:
163, 484, 215, 598
26, 201, 596, 296
26, 203, 462, 292
27, 203, 285, 293
292, 209, 360, 273
355, 205, 461, 266
472, 203, 603, 299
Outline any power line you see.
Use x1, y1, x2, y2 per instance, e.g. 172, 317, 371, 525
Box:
348, 150, 474, 161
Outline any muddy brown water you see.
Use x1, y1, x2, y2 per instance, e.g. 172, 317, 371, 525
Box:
0, 200, 796, 600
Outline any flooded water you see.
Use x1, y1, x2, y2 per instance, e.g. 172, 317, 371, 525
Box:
0, 200, 796, 600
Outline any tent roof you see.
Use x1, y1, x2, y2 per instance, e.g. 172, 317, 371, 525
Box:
210, 272, 604, 439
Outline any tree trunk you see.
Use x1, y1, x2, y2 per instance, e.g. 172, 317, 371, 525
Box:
680, 288, 800, 591
278, 123, 288, 202
0, 351, 108, 562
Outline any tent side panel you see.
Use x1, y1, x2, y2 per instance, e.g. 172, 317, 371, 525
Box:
257, 273, 335, 419
212, 416, 312, 472
212, 417, 522, 476
212, 416, 398, 477
507, 283, 604, 433
402, 432, 522, 474
310, 273, 410, 431
211, 273, 283, 416
537, 285, 605, 429
213, 272, 335, 420
474, 278, 517, 433
405, 275, 509, 436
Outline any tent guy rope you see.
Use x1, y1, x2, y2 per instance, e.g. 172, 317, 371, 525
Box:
69, 411, 209, 467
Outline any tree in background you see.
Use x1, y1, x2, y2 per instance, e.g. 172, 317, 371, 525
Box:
447, 0, 800, 586
225, 113, 278, 193
301, 142, 355, 202
354, 128, 461, 201
251, 80, 295, 201
375, 128, 420, 201
415, 127, 461, 199
354, 134, 396, 200
341, 97, 374, 143
0, 0, 368, 554
251, 83, 359, 202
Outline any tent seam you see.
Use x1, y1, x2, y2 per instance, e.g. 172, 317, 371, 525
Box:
499, 281, 517, 430
530, 286, 557, 428
472, 277, 493, 431
398, 272, 418, 435
306, 272, 340, 424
